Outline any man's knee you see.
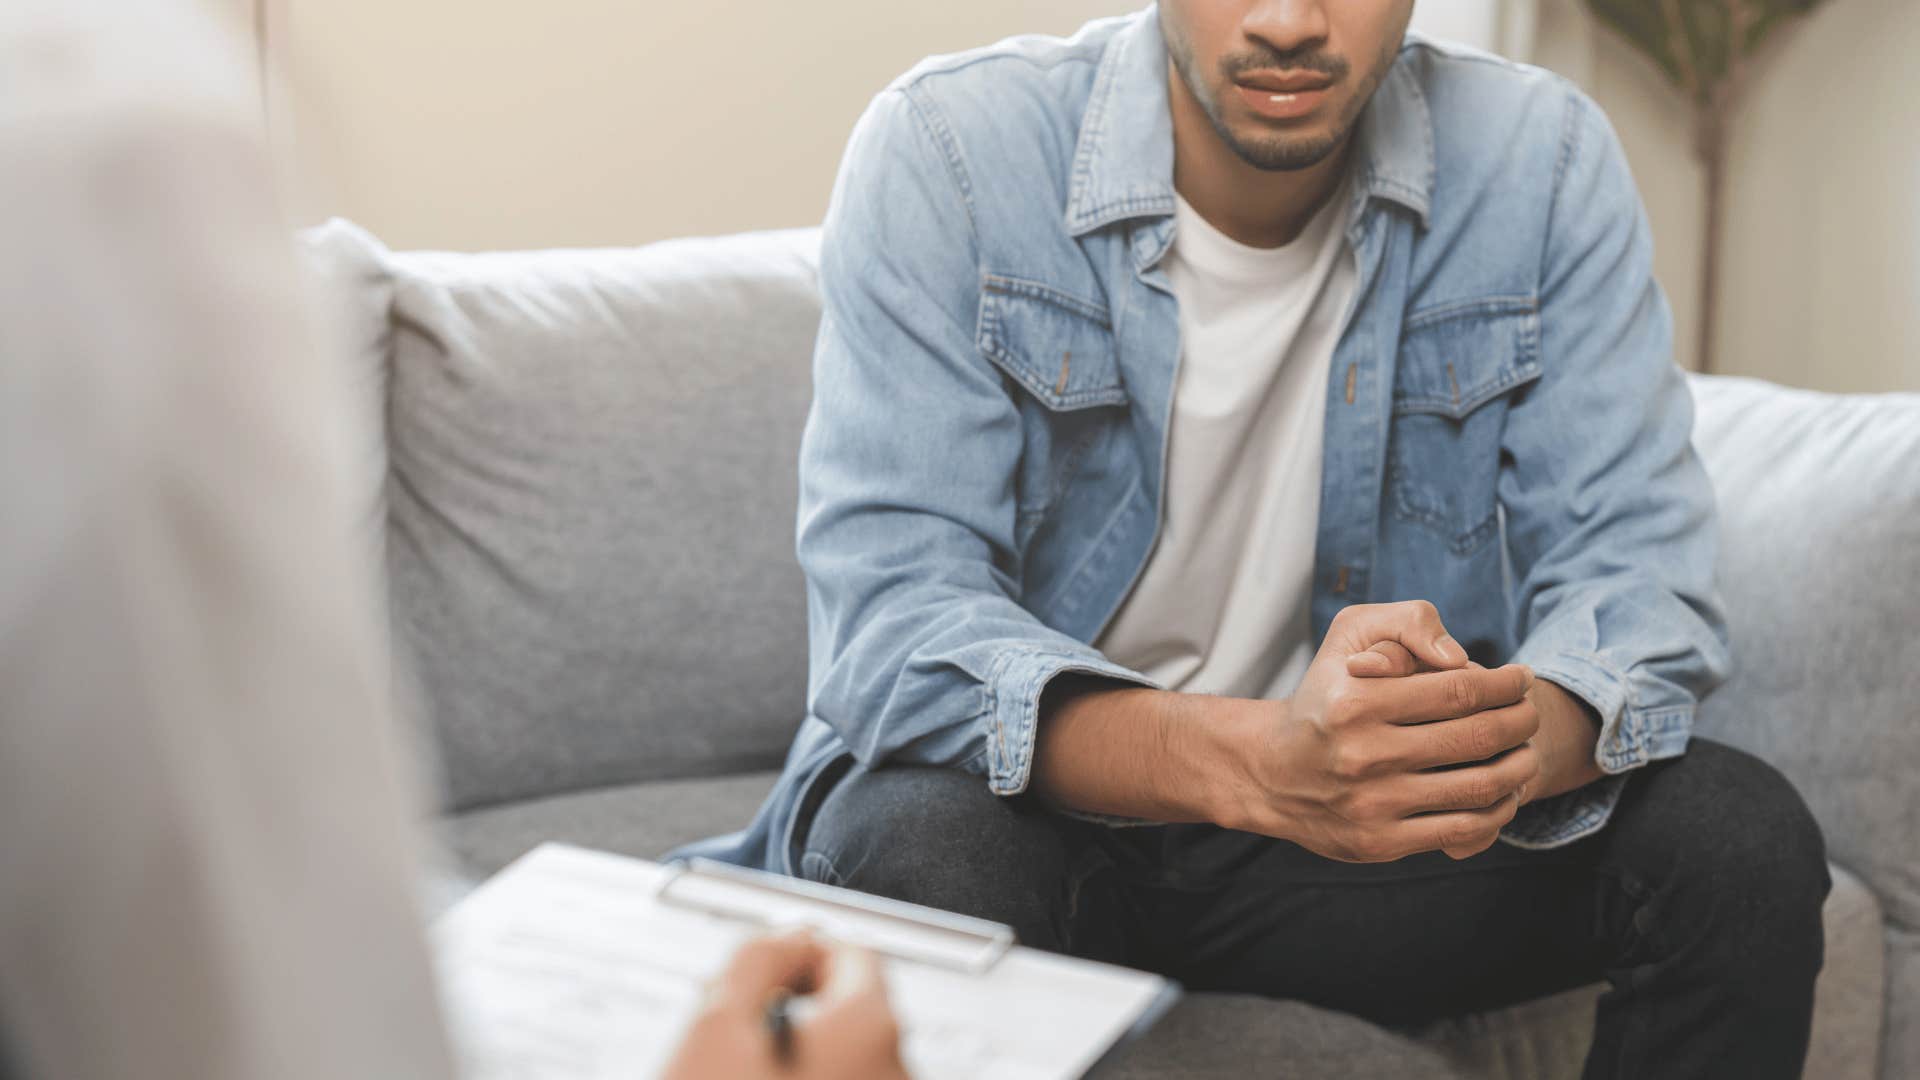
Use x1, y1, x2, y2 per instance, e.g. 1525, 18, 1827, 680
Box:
798, 764, 1079, 929
1612, 739, 1831, 959
1653, 739, 1826, 884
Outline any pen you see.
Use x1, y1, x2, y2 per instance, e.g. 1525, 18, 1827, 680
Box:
764, 989, 795, 1065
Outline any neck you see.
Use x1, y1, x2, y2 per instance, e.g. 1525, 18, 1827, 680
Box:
1168, 63, 1351, 249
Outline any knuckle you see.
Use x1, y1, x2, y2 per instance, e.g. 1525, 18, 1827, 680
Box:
1343, 790, 1385, 823
1461, 719, 1500, 761
1502, 745, 1539, 785
1323, 684, 1365, 727
1434, 728, 1473, 765
1329, 742, 1371, 780
1408, 598, 1439, 620
1441, 822, 1491, 854
1506, 666, 1534, 703
1465, 776, 1504, 807
1445, 671, 1480, 715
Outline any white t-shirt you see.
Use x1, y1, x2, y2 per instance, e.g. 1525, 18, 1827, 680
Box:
1094, 184, 1355, 701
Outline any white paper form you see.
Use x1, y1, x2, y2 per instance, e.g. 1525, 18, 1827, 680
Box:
433, 844, 1176, 1080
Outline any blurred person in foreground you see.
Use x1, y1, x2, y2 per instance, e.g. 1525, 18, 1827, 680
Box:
682, 2, 1831, 1076
0, 2, 903, 1078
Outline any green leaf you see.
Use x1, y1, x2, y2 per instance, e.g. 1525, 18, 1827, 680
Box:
1745, 0, 1827, 52
1581, 0, 1832, 101
1677, 1, 1731, 89
1583, 0, 1688, 88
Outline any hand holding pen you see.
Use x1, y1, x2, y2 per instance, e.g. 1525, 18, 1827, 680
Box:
661, 931, 909, 1079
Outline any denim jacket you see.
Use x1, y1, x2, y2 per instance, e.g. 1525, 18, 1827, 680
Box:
680, 8, 1729, 874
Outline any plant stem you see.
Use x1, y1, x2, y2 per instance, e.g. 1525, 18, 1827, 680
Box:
1697, 110, 1726, 375
1692, 0, 1753, 376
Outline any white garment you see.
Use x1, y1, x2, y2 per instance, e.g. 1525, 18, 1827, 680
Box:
1094, 185, 1355, 701
0, 2, 458, 1078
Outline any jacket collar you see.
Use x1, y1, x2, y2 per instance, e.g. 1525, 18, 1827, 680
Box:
1064, 9, 1435, 238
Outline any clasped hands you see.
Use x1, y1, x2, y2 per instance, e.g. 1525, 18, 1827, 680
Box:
1220, 599, 1601, 863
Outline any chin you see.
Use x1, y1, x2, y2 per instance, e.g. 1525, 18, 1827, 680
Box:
1225, 127, 1341, 172
1240, 113, 1332, 139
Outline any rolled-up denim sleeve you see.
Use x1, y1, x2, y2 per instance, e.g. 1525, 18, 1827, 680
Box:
1496, 90, 1731, 849
797, 86, 1155, 797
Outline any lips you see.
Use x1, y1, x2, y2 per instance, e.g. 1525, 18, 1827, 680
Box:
1233, 70, 1335, 93
1229, 68, 1336, 122
1233, 84, 1330, 121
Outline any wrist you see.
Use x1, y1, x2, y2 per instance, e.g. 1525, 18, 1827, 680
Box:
1525, 678, 1604, 803
1198, 696, 1290, 836
1131, 689, 1262, 827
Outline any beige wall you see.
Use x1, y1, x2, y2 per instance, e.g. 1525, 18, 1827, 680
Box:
284, 1, 1129, 252
1709, 0, 1919, 393
1542, 0, 1920, 392
283, 1, 1917, 391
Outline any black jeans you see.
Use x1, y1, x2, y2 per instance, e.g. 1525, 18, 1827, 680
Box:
799, 738, 1831, 1079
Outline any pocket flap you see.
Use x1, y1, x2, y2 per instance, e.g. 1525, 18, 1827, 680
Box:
1394, 300, 1542, 418
978, 275, 1128, 411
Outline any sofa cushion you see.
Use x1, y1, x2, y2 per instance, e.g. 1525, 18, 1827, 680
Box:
1687, 373, 1920, 1080
446, 772, 1883, 1080
383, 230, 823, 811
295, 219, 395, 561
442, 770, 783, 877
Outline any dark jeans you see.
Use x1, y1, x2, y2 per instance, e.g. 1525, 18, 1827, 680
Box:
799, 737, 1831, 1079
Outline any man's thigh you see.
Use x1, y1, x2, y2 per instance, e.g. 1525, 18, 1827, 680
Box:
797, 762, 1117, 956
1105, 822, 1611, 1026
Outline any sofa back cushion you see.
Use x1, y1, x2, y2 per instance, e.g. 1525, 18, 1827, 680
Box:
297, 220, 395, 569
382, 230, 822, 810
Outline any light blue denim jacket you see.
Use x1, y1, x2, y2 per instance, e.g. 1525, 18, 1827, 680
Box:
681, 8, 1729, 874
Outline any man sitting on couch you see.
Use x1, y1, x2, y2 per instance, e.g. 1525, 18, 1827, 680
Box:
682, 3, 1831, 1076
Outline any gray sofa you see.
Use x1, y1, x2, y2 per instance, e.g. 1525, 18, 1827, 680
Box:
304, 221, 1918, 1079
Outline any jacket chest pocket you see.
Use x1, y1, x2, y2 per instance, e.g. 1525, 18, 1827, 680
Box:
977, 275, 1129, 538
1387, 301, 1542, 554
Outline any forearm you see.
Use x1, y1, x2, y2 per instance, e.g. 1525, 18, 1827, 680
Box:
1031, 675, 1262, 827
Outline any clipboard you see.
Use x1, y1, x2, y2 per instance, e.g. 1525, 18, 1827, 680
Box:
655, 857, 1015, 973
435, 843, 1180, 1079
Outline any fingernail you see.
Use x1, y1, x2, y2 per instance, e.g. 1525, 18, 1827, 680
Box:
1436, 635, 1463, 663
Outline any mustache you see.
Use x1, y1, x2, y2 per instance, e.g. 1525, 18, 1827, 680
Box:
1220, 46, 1349, 82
